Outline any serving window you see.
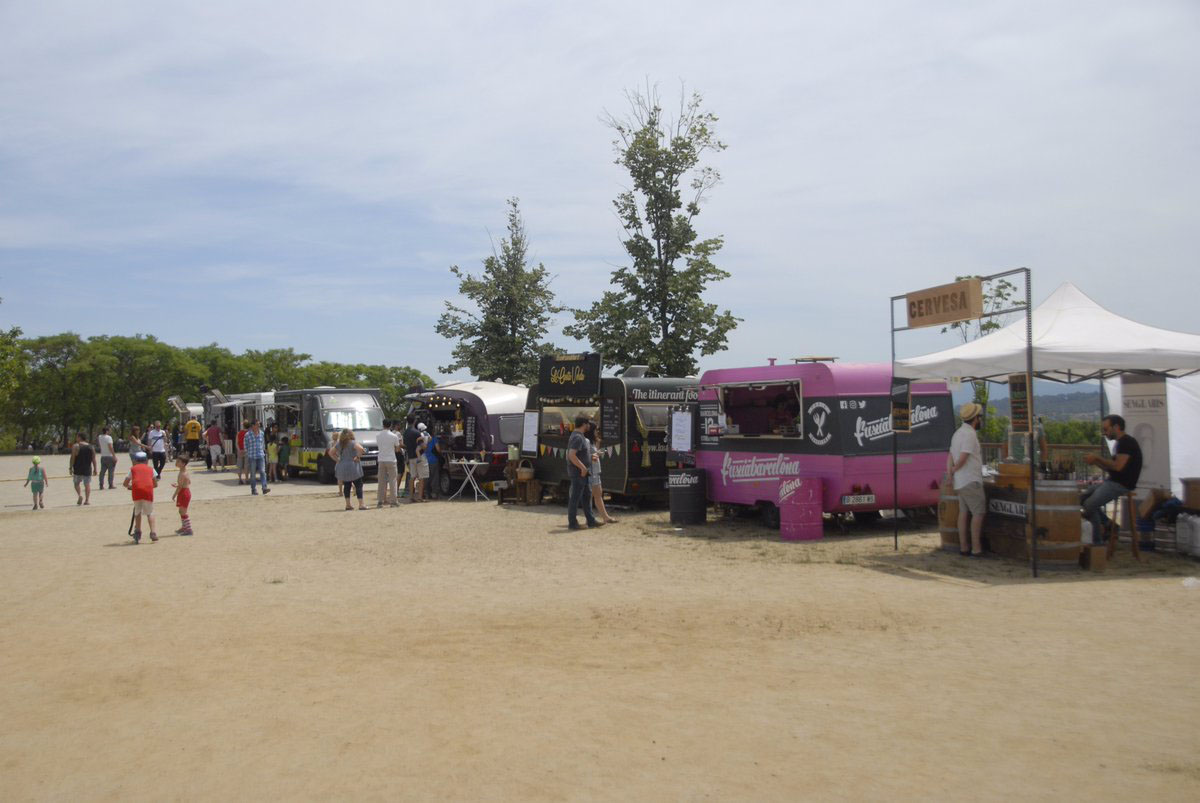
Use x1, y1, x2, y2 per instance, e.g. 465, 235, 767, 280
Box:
541, 404, 599, 436
711, 381, 803, 438
633, 403, 671, 432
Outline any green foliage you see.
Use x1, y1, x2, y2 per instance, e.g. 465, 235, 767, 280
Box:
564, 86, 739, 376
0, 334, 432, 446
1043, 418, 1100, 444
436, 198, 564, 385
980, 409, 1009, 443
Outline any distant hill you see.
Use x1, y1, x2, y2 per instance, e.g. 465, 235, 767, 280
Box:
990, 391, 1101, 421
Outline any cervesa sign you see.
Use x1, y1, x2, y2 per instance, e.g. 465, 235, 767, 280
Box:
905, 278, 983, 329
538, 353, 602, 399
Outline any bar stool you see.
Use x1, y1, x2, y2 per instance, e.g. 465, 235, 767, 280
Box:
1107, 491, 1141, 562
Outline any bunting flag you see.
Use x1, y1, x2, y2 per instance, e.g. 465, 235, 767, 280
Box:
539, 444, 547, 456
615, 444, 621, 456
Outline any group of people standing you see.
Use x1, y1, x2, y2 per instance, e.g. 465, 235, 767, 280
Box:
564, 414, 618, 530
327, 415, 443, 510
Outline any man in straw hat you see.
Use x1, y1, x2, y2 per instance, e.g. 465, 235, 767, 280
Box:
948, 402, 986, 556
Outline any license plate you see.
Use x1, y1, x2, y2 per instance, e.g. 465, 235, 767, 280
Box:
841, 494, 876, 506
362, 459, 376, 467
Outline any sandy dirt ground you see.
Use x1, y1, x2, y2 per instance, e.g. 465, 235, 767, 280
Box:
2, 454, 1199, 801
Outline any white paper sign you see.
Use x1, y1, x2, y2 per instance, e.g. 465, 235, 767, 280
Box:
670, 410, 693, 453
521, 410, 539, 455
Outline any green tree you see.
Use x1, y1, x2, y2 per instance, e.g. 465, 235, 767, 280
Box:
22, 333, 84, 446
436, 198, 563, 385
565, 86, 739, 376
941, 276, 1019, 413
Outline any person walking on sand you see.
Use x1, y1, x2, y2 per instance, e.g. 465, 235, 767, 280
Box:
97, 426, 117, 489
566, 415, 599, 531
128, 425, 146, 460
949, 403, 986, 557
375, 419, 401, 507
235, 420, 249, 484
403, 415, 421, 502
146, 421, 168, 477
171, 454, 194, 535
70, 432, 98, 506
24, 456, 48, 510
414, 423, 431, 501
183, 415, 202, 459
204, 420, 224, 471
123, 451, 159, 544
243, 420, 270, 496
588, 430, 618, 524
328, 428, 366, 510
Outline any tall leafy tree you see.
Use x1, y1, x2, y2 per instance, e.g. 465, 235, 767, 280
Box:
565, 86, 739, 376
436, 198, 564, 385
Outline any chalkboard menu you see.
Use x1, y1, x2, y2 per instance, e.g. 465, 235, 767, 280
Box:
600, 398, 621, 441
698, 401, 721, 447
1008, 373, 1030, 433
891, 378, 911, 433
464, 415, 476, 449
538, 353, 602, 399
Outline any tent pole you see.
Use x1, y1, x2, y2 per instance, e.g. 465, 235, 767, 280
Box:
1026, 268, 1038, 578
892, 300, 899, 551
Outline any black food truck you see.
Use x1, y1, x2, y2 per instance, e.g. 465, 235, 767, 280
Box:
273, 387, 384, 483
526, 354, 697, 503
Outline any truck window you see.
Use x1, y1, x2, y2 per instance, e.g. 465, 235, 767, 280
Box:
633, 404, 670, 431
323, 408, 383, 432
541, 405, 599, 436
498, 415, 524, 445
719, 382, 803, 438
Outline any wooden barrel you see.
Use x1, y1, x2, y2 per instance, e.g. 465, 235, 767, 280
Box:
1026, 482, 1083, 568
938, 479, 959, 551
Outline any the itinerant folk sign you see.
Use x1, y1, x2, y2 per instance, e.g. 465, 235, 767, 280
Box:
905, 278, 984, 329
1008, 372, 1031, 433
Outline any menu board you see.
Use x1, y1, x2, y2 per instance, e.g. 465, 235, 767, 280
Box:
600, 398, 621, 441
670, 410, 693, 453
698, 401, 721, 447
464, 415, 476, 449
891, 377, 911, 434
521, 410, 539, 455
1008, 373, 1031, 433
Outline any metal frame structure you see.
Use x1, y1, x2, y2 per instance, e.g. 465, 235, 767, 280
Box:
890, 268, 1041, 576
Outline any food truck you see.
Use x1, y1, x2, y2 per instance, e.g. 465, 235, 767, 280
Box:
404, 381, 528, 496
273, 387, 384, 482
526, 354, 698, 502
202, 390, 277, 455
694, 359, 953, 530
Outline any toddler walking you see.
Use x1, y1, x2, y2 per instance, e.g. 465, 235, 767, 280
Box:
172, 455, 194, 535
24, 456, 48, 510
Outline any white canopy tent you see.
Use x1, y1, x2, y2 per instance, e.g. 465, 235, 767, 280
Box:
895, 281, 1200, 496
895, 282, 1200, 383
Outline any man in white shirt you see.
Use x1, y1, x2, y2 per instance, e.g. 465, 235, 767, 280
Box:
948, 402, 986, 556
375, 421, 402, 507
146, 421, 168, 478
97, 426, 117, 489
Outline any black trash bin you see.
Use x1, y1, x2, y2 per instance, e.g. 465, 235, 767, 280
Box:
669, 468, 707, 525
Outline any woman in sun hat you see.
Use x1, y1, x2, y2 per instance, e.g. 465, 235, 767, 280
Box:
24, 456, 48, 510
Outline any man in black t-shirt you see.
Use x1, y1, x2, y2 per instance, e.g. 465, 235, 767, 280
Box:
566, 416, 599, 530
1082, 414, 1143, 538
70, 432, 98, 506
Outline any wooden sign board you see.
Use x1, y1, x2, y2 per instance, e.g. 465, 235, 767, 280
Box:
1008, 373, 1031, 433
905, 278, 983, 329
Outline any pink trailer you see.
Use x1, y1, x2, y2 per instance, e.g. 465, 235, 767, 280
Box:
695, 361, 952, 538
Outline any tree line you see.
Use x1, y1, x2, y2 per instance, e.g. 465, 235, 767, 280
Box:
0, 332, 431, 449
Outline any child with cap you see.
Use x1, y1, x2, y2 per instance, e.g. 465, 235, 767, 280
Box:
122, 451, 159, 544
24, 456, 48, 510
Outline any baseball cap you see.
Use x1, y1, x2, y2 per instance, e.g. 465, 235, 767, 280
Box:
417, 423, 427, 431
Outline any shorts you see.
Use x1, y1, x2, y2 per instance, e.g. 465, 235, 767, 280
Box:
176, 488, 191, 508
185, 439, 200, 455
73, 474, 91, 489
237, 452, 247, 471
416, 460, 430, 480
30, 483, 44, 494
956, 481, 986, 516
588, 471, 602, 488
132, 499, 154, 516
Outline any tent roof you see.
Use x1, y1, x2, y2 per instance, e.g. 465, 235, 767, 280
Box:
895, 282, 1200, 383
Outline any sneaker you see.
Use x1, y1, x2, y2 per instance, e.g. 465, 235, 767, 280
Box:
251, 490, 258, 495
179, 530, 192, 537
32, 504, 38, 510
149, 532, 158, 542
132, 531, 141, 544
263, 488, 271, 495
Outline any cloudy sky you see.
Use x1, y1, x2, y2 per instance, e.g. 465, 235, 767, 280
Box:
2, 0, 1197, 384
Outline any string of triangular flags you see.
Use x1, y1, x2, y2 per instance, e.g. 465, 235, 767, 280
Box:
539, 444, 621, 458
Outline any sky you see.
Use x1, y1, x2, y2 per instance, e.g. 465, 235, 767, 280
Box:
1, 0, 1197, 387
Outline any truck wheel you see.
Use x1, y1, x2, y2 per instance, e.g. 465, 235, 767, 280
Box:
760, 502, 781, 530
316, 457, 335, 484
287, 465, 301, 479
437, 470, 452, 498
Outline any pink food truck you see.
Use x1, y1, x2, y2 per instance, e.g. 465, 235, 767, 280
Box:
694, 360, 953, 538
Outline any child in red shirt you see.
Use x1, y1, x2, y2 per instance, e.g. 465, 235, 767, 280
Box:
172, 455, 193, 535
123, 451, 159, 544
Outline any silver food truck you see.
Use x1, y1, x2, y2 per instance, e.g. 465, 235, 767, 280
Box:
272, 387, 385, 482
404, 381, 527, 496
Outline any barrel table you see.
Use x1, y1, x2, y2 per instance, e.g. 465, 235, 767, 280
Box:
983, 480, 1083, 568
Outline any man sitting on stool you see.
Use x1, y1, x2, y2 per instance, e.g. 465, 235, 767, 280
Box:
1082, 414, 1143, 540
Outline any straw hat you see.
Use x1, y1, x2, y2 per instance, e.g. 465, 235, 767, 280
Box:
959, 402, 983, 421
